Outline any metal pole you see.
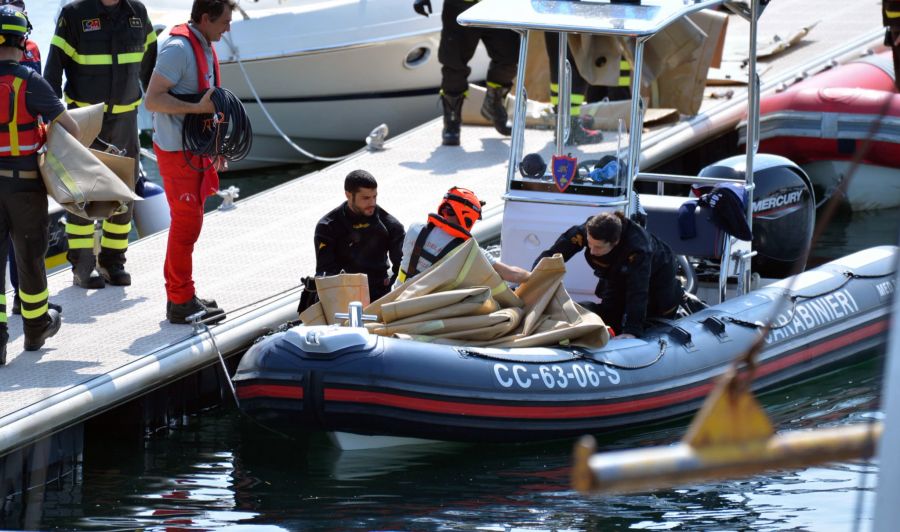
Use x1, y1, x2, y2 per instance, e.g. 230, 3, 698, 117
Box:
742, 0, 760, 294
624, 37, 647, 218
555, 31, 570, 156
507, 30, 530, 189
873, 248, 900, 529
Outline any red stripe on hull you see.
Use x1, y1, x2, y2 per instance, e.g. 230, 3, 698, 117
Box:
237, 383, 304, 400
323, 318, 887, 420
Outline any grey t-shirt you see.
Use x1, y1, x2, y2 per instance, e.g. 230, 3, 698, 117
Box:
151, 24, 216, 151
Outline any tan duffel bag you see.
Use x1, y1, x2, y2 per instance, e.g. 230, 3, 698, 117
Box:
39, 103, 140, 220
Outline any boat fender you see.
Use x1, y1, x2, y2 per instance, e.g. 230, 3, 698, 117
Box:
133, 177, 171, 237
283, 325, 376, 358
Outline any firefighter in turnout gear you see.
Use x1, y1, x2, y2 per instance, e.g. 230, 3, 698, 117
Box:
44, 0, 158, 289
396, 187, 529, 287
0, 6, 79, 365
314, 170, 406, 301
412, 0, 519, 146
534, 211, 684, 339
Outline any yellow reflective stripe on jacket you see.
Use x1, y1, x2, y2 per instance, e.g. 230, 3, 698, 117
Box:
117, 52, 144, 64
52, 35, 114, 65
144, 30, 157, 50
0, 293, 6, 322
9, 77, 22, 155
65, 94, 143, 114
397, 270, 407, 284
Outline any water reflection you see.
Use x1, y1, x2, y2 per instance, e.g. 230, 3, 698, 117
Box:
10, 357, 879, 531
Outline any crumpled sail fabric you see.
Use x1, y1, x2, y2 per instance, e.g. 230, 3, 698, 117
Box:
39, 103, 140, 220
308, 239, 609, 349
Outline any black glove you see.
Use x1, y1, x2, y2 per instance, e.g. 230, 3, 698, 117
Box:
413, 0, 432, 17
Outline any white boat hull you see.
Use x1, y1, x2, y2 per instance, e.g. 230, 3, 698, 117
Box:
144, 0, 491, 168
803, 160, 900, 211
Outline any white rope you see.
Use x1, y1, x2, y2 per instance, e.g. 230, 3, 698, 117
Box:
223, 34, 350, 163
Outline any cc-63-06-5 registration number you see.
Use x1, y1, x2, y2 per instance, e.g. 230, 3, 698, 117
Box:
493, 362, 620, 389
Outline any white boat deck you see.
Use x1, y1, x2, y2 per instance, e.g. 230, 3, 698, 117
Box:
0, 0, 886, 456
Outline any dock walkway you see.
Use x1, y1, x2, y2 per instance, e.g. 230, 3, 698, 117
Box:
0, 0, 886, 457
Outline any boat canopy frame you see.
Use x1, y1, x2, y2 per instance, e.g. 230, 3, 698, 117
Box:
459, 0, 764, 299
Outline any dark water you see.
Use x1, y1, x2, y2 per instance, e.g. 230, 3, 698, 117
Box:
6, 194, 897, 531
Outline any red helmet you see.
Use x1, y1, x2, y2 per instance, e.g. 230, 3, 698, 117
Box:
438, 187, 484, 232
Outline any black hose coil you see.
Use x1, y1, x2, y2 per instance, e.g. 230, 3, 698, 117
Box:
181, 87, 253, 170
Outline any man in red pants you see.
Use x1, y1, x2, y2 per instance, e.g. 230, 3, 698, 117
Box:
144, 0, 234, 324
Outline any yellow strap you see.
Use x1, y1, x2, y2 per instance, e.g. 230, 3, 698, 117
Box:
9, 77, 21, 155
491, 282, 508, 296
0, 313, 6, 324
101, 220, 132, 234
46, 150, 87, 207
397, 270, 407, 283
486, 81, 503, 89
65, 222, 95, 235
887, 8, 900, 18
0, 294, 6, 304
19, 287, 49, 304
100, 235, 129, 250
448, 244, 478, 290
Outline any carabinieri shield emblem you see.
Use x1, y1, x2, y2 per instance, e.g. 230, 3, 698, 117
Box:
551, 154, 577, 192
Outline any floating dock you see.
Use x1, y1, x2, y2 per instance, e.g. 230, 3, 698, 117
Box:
0, 0, 887, 502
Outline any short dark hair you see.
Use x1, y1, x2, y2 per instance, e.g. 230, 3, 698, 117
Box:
344, 169, 377, 194
191, 0, 237, 23
586, 211, 625, 243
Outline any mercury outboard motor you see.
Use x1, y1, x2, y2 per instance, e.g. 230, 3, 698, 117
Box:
699, 154, 815, 278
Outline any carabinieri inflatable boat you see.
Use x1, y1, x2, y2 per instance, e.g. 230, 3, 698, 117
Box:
233, 246, 895, 446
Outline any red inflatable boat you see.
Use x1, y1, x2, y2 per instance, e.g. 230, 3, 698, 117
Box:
750, 52, 900, 211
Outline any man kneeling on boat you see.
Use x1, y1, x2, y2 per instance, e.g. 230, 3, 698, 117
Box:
395, 187, 529, 287
534, 211, 685, 339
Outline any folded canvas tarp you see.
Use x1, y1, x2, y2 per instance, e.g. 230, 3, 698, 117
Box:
39, 103, 140, 220
303, 239, 609, 349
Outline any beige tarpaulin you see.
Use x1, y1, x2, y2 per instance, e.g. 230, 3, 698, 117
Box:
39, 103, 140, 220
304, 239, 609, 349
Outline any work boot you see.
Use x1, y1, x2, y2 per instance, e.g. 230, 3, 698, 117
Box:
167, 296, 226, 325
166, 297, 218, 316
11, 295, 62, 315
0, 326, 7, 366
440, 93, 464, 146
565, 115, 603, 145
69, 249, 105, 289
98, 263, 132, 286
481, 85, 512, 136
23, 309, 62, 351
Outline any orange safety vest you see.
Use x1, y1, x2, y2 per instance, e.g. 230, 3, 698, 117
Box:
0, 66, 42, 157
168, 23, 220, 90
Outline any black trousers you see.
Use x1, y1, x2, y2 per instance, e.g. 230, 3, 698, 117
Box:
0, 185, 50, 334
439, 0, 519, 95
544, 32, 630, 104
65, 110, 138, 268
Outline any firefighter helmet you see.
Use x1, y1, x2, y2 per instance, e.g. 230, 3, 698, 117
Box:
0, 5, 29, 42
438, 187, 485, 232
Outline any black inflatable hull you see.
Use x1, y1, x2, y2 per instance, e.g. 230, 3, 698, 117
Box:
233, 247, 896, 443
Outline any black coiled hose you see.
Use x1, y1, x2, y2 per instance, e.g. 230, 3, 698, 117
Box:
181, 87, 253, 170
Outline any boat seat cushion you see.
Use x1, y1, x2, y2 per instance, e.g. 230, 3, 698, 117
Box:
642, 194, 725, 258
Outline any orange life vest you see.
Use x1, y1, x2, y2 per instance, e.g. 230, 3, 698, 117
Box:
0, 65, 42, 157
169, 23, 220, 90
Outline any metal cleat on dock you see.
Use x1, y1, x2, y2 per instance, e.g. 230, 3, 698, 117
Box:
216, 186, 240, 211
